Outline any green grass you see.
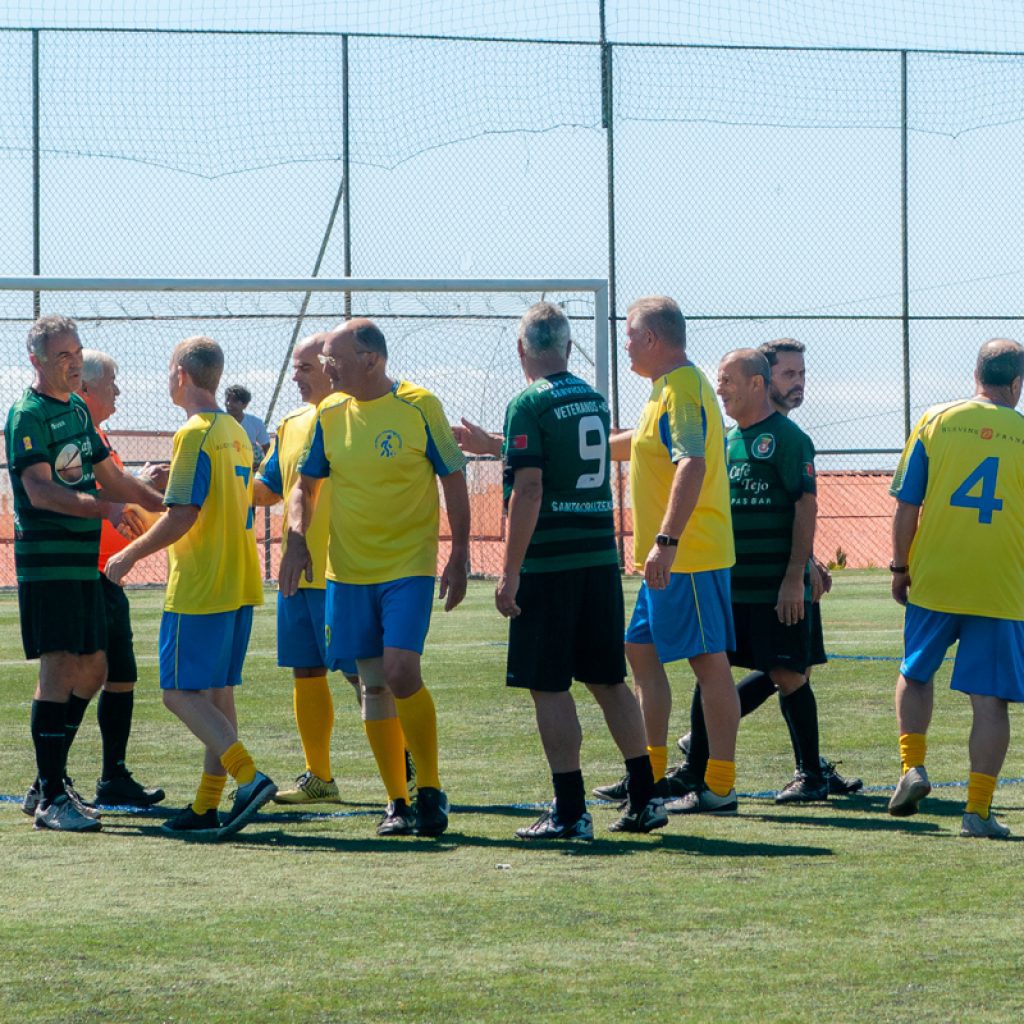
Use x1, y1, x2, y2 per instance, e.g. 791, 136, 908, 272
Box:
2, 571, 1023, 1023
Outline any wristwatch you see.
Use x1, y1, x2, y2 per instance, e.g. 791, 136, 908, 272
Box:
888, 560, 909, 573
655, 534, 679, 547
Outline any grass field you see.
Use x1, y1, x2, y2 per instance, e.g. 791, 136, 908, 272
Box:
2, 571, 1023, 1023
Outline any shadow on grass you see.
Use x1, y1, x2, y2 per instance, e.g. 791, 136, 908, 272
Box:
106, 817, 834, 859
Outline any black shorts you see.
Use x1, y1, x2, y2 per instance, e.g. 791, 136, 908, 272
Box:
18, 577, 108, 660
506, 563, 627, 693
101, 573, 138, 683
728, 601, 827, 676
809, 602, 827, 667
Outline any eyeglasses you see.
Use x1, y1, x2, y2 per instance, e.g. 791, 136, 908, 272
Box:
318, 348, 374, 369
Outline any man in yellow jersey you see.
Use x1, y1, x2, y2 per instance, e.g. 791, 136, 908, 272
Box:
105, 336, 277, 839
253, 333, 360, 803
280, 318, 470, 838
887, 338, 1024, 839
593, 296, 741, 813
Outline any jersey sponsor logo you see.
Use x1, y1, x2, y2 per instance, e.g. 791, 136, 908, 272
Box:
509, 434, 528, 450
752, 433, 775, 459
375, 429, 402, 459
981, 427, 994, 440
804, 462, 815, 477
54, 442, 84, 484
21, 435, 33, 451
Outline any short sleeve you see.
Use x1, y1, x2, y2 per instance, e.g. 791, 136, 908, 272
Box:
165, 426, 211, 508
257, 430, 284, 495
417, 392, 468, 477
7, 406, 50, 474
890, 438, 928, 505
780, 428, 817, 498
299, 416, 331, 479
660, 379, 707, 463
503, 394, 544, 471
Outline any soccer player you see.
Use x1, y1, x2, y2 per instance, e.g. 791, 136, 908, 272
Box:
887, 338, 1024, 838
7, 315, 165, 832
674, 338, 862, 797
672, 348, 827, 808
280, 318, 470, 838
594, 296, 741, 814
224, 383, 271, 463
252, 333, 360, 803
105, 336, 277, 838
463, 302, 665, 839
77, 348, 167, 807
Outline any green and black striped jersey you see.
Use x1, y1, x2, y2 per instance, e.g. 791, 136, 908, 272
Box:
5, 388, 109, 582
727, 412, 815, 604
502, 372, 619, 573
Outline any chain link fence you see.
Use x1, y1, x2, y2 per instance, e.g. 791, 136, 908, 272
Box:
3, 6, 1024, 580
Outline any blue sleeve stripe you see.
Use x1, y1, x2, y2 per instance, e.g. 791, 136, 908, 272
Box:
188, 450, 211, 507
299, 417, 330, 479
893, 439, 928, 505
258, 439, 284, 495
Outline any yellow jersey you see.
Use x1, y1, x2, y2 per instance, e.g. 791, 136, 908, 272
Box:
300, 381, 467, 585
258, 403, 331, 589
630, 363, 734, 573
891, 398, 1024, 620
163, 412, 263, 614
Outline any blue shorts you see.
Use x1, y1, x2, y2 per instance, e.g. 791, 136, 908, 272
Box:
325, 576, 434, 664
159, 607, 254, 691
625, 569, 735, 663
901, 603, 1024, 702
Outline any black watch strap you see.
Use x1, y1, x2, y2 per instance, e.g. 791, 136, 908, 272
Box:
655, 533, 679, 547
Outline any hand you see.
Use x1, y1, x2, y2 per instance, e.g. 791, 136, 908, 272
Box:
810, 557, 832, 601
439, 555, 468, 612
452, 418, 502, 457
116, 506, 147, 539
279, 537, 313, 598
139, 462, 170, 492
104, 550, 134, 587
106, 501, 126, 528
495, 571, 521, 618
891, 571, 911, 606
775, 575, 805, 625
644, 543, 676, 590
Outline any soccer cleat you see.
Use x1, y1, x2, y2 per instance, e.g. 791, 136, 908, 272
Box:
95, 772, 166, 808
271, 770, 341, 805
665, 786, 739, 815
21, 779, 40, 817
377, 798, 417, 836
34, 793, 101, 833
161, 806, 221, 836
591, 775, 629, 803
63, 777, 102, 820
775, 772, 829, 804
217, 771, 278, 839
960, 812, 1011, 839
677, 732, 692, 756
664, 762, 703, 798
515, 807, 593, 841
415, 786, 450, 837
820, 758, 863, 796
888, 765, 931, 817
608, 797, 669, 834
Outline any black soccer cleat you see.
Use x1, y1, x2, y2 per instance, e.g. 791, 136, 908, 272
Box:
820, 758, 863, 796
161, 806, 220, 835
414, 787, 450, 837
95, 772, 166, 808
377, 798, 417, 836
775, 771, 829, 804
591, 775, 629, 803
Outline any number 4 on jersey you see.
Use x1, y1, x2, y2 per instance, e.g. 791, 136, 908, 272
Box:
950, 456, 1002, 524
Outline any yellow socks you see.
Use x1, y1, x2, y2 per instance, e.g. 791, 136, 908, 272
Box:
395, 686, 441, 791
705, 759, 736, 797
966, 772, 997, 818
220, 741, 257, 786
294, 674, 334, 781
647, 745, 668, 784
899, 733, 927, 774
364, 717, 410, 802
192, 772, 227, 815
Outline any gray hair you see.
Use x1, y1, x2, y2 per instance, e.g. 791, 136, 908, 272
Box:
977, 338, 1024, 388
722, 347, 772, 386
627, 296, 686, 349
81, 349, 118, 384
518, 302, 571, 358
27, 315, 78, 360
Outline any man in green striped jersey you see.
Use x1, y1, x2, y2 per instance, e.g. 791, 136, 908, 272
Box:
462, 302, 665, 839
5, 315, 164, 832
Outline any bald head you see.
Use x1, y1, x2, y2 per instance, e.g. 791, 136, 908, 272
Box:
976, 338, 1024, 389
331, 317, 388, 360
722, 347, 771, 385
291, 332, 332, 405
